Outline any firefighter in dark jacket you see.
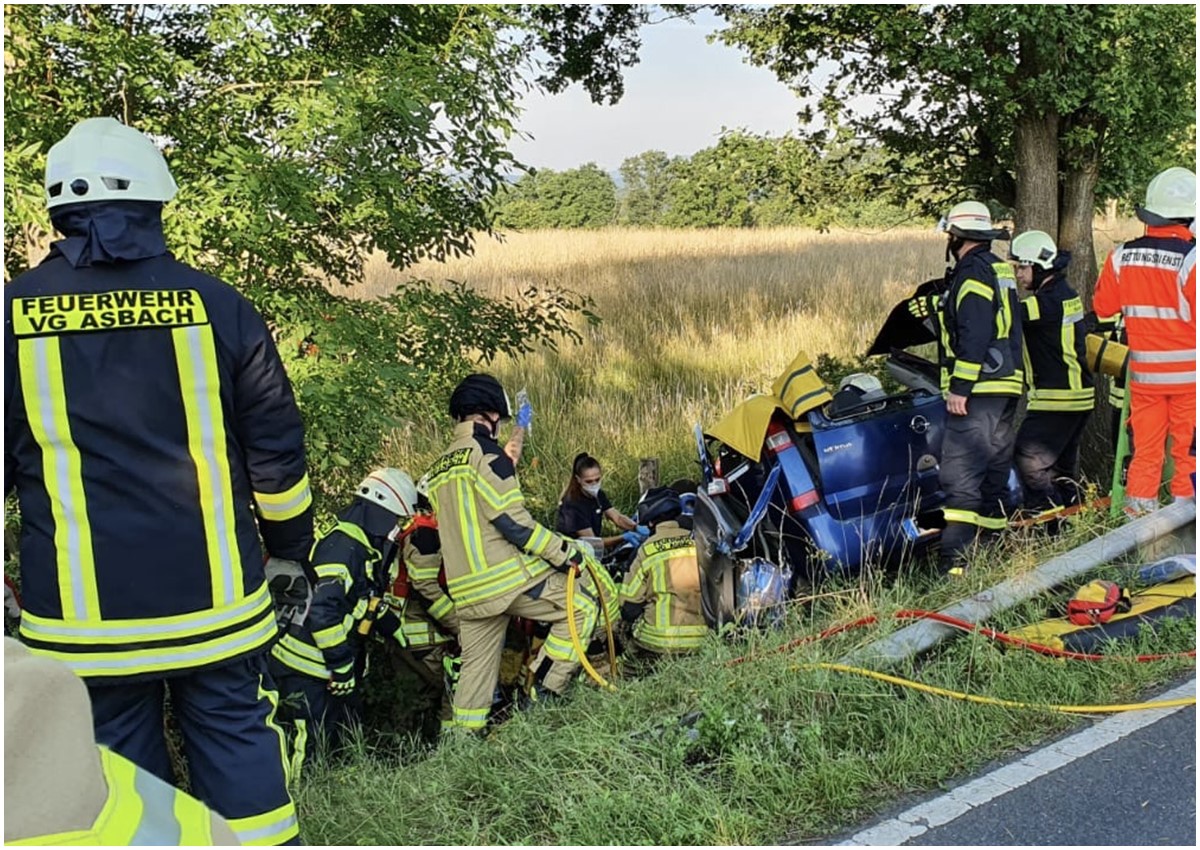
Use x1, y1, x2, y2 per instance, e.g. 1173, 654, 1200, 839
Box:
932, 201, 1024, 575
4, 117, 313, 845
269, 467, 418, 767
1009, 231, 1094, 513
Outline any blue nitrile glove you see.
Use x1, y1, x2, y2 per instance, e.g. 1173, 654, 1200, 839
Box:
516, 401, 533, 429
635, 524, 650, 538
622, 529, 648, 548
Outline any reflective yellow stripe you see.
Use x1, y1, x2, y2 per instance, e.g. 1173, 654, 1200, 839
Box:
1023, 296, 1041, 322
276, 633, 326, 664
27, 605, 278, 678
17, 337, 100, 621
452, 705, 489, 730
313, 563, 351, 590
1028, 387, 1095, 413
428, 595, 455, 621
973, 372, 1024, 395
19, 581, 272, 644
447, 557, 546, 606
227, 800, 300, 846
257, 675, 292, 787
942, 509, 1007, 530
173, 325, 241, 606
290, 719, 308, 784
957, 279, 993, 306
312, 620, 349, 650
254, 474, 313, 521
544, 593, 597, 662
271, 637, 329, 679
632, 623, 709, 651
952, 360, 982, 381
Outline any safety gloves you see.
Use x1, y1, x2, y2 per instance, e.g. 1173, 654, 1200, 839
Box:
328, 663, 356, 697
907, 296, 932, 319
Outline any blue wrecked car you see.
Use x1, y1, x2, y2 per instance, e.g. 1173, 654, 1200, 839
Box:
692, 296, 1022, 628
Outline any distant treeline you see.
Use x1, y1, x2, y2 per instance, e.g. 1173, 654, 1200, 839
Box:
492, 130, 937, 230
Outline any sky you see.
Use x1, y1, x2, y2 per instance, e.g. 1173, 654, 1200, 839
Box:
508, 9, 810, 173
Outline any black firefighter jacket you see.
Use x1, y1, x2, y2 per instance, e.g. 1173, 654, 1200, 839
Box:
5, 229, 313, 681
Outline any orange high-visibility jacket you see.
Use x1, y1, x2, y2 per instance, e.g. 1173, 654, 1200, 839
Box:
1093, 224, 1196, 394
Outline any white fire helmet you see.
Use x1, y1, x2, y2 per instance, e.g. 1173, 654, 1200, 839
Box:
356, 468, 418, 519
45, 117, 178, 209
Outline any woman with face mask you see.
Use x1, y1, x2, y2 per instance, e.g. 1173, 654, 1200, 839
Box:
555, 453, 644, 552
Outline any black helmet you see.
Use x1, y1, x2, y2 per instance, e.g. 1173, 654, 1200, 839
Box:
637, 486, 682, 528
448, 374, 511, 420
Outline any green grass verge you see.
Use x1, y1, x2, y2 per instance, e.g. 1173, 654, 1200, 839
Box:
294, 510, 1195, 845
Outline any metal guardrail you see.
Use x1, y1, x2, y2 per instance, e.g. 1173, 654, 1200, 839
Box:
847, 499, 1198, 668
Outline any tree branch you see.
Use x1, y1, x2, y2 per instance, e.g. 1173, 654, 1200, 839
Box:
210, 78, 326, 97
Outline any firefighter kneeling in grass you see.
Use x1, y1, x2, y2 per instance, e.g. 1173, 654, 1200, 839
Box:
619, 487, 707, 656
372, 480, 460, 725
427, 374, 596, 734
269, 468, 419, 768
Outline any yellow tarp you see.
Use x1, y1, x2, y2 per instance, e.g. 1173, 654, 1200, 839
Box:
1005, 575, 1195, 651
706, 352, 828, 460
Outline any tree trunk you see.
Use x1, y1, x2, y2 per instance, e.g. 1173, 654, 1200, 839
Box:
1060, 155, 1100, 305
1012, 112, 1060, 236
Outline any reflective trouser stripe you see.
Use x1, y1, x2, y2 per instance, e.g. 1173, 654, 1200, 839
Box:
542, 590, 598, 663
18, 337, 99, 621
227, 800, 300, 846
290, 719, 308, 784
451, 705, 489, 730
257, 675, 292, 790
173, 325, 241, 607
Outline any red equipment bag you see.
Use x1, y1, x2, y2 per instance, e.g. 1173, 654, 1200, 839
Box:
1067, 580, 1131, 626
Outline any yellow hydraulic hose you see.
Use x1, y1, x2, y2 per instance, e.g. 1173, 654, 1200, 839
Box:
565, 561, 618, 691
793, 662, 1197, 714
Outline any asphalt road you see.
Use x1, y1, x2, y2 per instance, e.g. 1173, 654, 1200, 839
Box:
835, 676, 1196, 846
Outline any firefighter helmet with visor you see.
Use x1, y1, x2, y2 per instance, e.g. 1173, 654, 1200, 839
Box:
355, 468, 418, 519
1137, 167, 1196, 224
1009, 230, 1058, 270
45, 117, 178, 209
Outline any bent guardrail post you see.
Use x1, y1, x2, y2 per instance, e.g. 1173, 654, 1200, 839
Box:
847, 499, 1198, 668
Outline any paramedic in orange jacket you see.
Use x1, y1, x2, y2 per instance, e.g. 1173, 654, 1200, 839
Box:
1092, 167, 1196, 514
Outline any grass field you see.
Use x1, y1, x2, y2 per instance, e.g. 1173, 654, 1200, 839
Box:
355, 223, 1140, 518
290, 223, 1193, 845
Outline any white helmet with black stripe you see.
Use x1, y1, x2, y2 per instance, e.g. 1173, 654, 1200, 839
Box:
356, 468, 418, 518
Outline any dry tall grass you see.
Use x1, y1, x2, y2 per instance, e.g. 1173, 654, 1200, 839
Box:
355, 223, 1140, 519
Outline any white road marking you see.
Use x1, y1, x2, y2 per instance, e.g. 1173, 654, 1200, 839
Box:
838, 677, 1197, 846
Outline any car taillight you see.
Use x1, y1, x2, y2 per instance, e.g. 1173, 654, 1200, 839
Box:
791, 490, 820, 511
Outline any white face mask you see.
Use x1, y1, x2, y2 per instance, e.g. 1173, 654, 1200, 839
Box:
581, 482, 602, 498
